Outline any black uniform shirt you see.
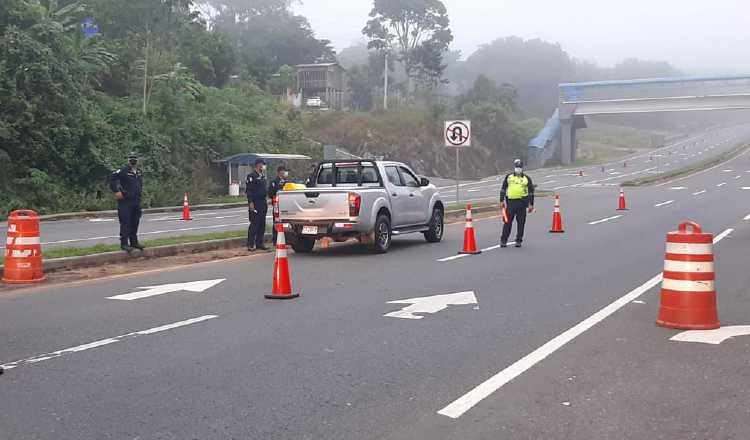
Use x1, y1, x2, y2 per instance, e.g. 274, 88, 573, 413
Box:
268, 177, 287, 199
246, 170, 268, 202
110, 166, 143, 200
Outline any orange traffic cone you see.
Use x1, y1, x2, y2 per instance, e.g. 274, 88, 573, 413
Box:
459, 203, 481, 255
182, 193, 192, 221
617, 188, 628, 211
2, 210, 45, 284
657, 222, 719, 330
265, 224, 299, 300
549, 195, 564, 233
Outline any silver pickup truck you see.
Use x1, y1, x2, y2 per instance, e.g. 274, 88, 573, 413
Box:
276, 160, 444, 253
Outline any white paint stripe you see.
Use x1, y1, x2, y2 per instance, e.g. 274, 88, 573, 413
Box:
692, 190, 706, 196
740, 187, 750, 190
661, 278, 715, 292
663, 260, 714, 273
654, 200, 674, 207
713, 228, 733, 243
735, 175, 742, 180
743, 213, 750, 221
717, 182, 727, 187
437, 227, 734, 419
665, 242, 713, 255
588, 215, 622, 225
671, 325, 750, 345
0, 315, 217, 370
437, 242, 514, 262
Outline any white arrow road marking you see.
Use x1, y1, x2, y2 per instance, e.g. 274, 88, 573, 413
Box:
1, 315, 217, 370
384, 291, 477, 320
588, 215, 622, 225
437, 228, 734, 420
654, 200, 674, 207
108, 279, 226, 301
671, 326, 750, 345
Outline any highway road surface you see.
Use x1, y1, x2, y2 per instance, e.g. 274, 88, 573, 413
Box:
3, 125, 750, 439
3, 124, 748, 252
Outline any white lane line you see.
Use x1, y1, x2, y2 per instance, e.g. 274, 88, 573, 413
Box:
437, 228, 734, 419
540, 180, 557, 185
669, 186, 687, 190
588, 215, 623, 225
717, 182, 727, 187
743, 213, 750, 221
0, 315, 218, 370
692, 190, 707, 196
735, 175, 742, 180
740, 187, 750, 190
654, 200, 674, 207
37, 223, 249, 247
722, 169, 734, 173
437, 243, 514, 262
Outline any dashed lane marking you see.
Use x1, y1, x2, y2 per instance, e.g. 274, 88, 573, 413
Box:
1, 315, 218, 371
588, 215, 623, 225
438, 242, 515, 262
654, 200, 674, 207
692, 190, 707, 196
437, 228, 734, 419
717, 182, 727, 187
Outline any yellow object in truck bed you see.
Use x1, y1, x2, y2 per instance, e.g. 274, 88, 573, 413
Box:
283, 182, 307, 191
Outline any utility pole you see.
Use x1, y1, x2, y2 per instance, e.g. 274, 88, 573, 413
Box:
383, 51, 389, 110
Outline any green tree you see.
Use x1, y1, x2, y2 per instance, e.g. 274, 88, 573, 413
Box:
363, 0, 453, 97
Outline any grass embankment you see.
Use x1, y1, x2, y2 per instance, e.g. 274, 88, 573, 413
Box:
622, 144, 750, 187
0, 230, 248, 266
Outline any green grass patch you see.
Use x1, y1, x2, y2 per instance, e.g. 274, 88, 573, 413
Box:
622, 143, 750, 187
0, 229, 249, 266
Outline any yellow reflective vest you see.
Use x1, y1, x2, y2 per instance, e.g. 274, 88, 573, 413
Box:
506, 174, 529, 199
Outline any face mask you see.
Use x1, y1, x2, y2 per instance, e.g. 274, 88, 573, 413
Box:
514, 167, 523, 175
283, 171, 289, 178
260, 165, 267, 172
129, 159, 138, 167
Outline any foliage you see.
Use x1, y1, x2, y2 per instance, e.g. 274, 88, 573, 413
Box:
363, 0, 453, 95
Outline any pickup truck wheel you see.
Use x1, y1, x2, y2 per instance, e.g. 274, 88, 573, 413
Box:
424, 207, 444, 243
291, 235, 316, 253
370, 215, 392, 254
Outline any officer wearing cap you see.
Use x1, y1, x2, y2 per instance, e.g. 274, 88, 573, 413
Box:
500, 159, 535, 248
246, 158, 269, 251
109, 152, 144, 252
268, 165, 289, 245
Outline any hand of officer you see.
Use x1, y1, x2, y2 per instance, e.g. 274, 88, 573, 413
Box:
528, 205, 534, 214
500, 202, 506, 209
249, 202, 255, 210
115, 191, 124, 201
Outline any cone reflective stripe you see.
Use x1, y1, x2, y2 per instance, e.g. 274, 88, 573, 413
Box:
549, 195, 564, 233
265, 224, 299, 299
617, 188, 628, 211
3, 210, 45, 284
657, 222, 719, 330
458, 203, 481, 255
182, 193, 192, 221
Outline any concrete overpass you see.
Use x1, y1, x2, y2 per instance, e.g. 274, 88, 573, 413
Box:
529, 74, 750, 166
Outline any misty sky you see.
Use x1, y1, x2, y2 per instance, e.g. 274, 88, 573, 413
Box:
293, 0, 750, 75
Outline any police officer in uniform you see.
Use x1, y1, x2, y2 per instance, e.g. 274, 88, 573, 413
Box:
246, 158, 269, 251
110, 152, 144, 252
500, 159, 535, 248
268, 165, 289, 244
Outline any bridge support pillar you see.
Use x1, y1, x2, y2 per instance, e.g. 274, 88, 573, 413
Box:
560, 120, 576, 165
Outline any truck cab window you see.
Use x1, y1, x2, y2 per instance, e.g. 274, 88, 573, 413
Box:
398, 167, 419, 188
385, 166, 404, 186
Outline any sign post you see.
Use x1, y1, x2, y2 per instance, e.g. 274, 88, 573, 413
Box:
444, 120, 471, 204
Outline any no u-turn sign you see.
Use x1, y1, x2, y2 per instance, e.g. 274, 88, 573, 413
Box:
445, 120, 471, 147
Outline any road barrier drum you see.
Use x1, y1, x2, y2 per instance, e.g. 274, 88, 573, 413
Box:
656, 222, 719, 330
2, 210, 45, 284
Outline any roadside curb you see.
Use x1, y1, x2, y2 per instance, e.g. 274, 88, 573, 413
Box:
1, 205, 504, 278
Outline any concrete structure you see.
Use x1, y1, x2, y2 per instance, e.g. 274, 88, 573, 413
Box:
530, 75, 750, 167
295, 63, 348, 110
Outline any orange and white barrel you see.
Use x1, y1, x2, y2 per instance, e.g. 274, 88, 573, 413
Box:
656, 221, 719, 330
3, 210, 45, 284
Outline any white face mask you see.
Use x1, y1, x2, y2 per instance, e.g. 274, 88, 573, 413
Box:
283, 171, 289, 178
260, 165, 267, 172
514, 167, 523, 175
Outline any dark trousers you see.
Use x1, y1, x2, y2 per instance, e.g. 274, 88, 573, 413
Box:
501, 198, 528, 244
248, 200, 268, 248
117, 199, 142, 246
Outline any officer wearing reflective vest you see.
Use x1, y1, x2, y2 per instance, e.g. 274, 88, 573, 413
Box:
500, 159, 535, 248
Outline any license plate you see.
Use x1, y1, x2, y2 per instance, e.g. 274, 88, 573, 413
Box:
302, 225, 318, 235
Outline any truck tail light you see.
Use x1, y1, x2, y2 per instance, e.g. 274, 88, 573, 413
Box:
273, 195, 280, 221
348, 192, 361, 218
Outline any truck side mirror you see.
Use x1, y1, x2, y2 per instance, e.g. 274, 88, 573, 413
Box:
420, 177, 430, 187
